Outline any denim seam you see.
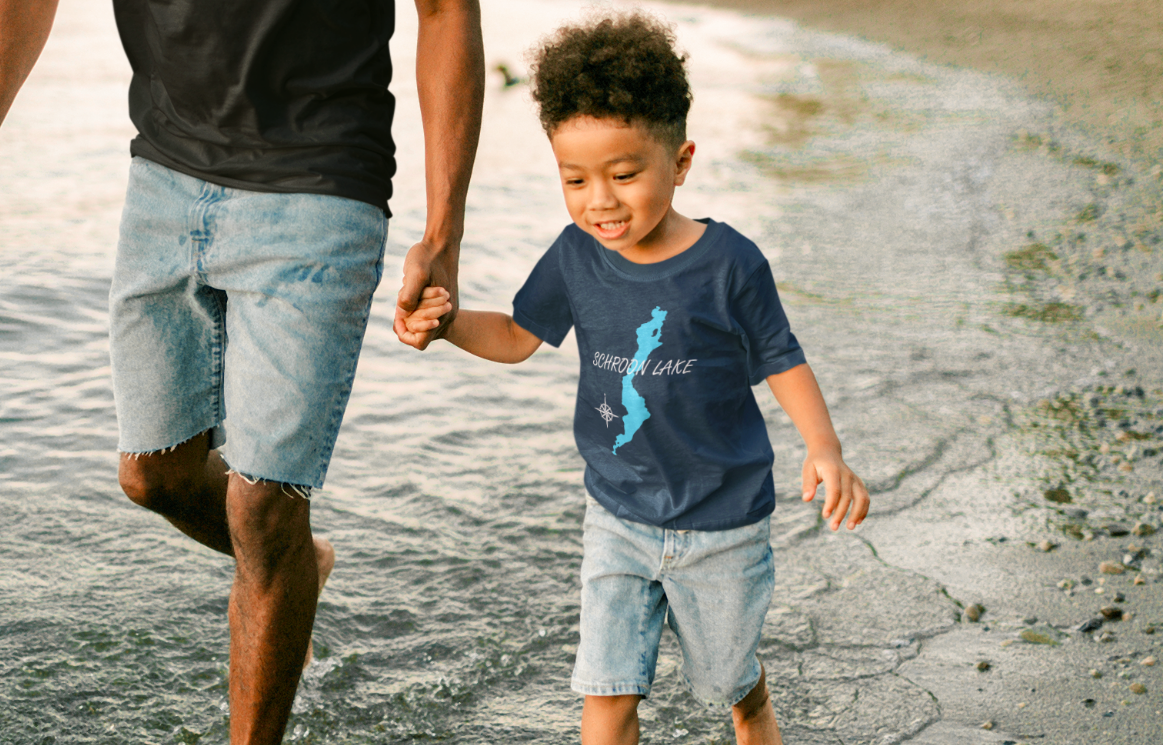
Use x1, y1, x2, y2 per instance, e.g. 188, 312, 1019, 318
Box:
311, 225, 386, 487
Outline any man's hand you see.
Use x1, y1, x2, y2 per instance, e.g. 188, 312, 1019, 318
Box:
801, 447, 869, 531
0, 0, 60, 126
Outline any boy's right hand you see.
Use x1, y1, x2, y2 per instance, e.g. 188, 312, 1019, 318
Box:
396, 286, 453, 348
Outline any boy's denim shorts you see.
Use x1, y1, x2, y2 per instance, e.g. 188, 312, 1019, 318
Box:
109, 157, 386, 490
571, 497, 775, 707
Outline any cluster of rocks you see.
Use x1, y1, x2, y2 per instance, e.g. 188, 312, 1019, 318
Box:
1010, 380, 1163, 540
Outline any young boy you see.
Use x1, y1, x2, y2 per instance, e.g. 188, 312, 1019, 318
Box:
398, 11, 869, 744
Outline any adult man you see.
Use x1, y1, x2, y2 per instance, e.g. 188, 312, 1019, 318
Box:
0, 0, 483, 742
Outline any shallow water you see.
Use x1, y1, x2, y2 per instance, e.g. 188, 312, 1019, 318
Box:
0, 1, 1147, 743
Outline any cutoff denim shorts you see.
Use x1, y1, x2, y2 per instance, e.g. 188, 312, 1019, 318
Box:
571, 497, 775, 707
109, 157, 386, 489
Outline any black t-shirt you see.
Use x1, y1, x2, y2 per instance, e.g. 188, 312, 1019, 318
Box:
114, 0, 396, 211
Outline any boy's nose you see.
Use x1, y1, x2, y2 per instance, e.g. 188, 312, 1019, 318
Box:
587, 183, 618, 210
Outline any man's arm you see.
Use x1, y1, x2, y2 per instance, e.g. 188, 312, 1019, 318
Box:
0, 0, 59, 126
393, 0, 484, 350
767, 363, 870, 531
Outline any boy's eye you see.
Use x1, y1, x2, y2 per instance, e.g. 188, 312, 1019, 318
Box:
614, 172, 637, 181
564, 178, 584, 186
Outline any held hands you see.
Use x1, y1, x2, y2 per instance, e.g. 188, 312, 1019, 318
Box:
802, 447, 869, 531
394, 239, 459, 350
398, 287, 453, 343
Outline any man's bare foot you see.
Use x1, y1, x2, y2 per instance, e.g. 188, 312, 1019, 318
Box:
303, 537, 335, 668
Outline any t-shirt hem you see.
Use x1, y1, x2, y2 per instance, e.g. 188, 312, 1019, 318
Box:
513, 306, 567, 347
586, 489, 774, 532
750, 351, 807, 387
129, 146, 392, 215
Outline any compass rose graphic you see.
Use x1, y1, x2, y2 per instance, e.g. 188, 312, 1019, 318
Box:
595, 394, 619, 428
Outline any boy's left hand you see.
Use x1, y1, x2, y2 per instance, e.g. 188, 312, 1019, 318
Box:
396, 286, 453, 348
802, 448, 869, 531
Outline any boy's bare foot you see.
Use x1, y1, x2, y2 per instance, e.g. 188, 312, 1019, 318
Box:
303, 537, 335, 669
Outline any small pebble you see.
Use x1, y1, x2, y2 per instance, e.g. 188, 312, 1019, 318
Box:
1090, 669, 1103, 679
1037, 539, 1056, 552
1058, 579, 1075, 590
966, 603, 985, 622
1131, 683, 1147, 695
980, 720, 994, 730
1143, 656, 1157, 667
1101, 606, 1124, 620
1123, 612, 1135, 622
1132, 522, 1156, 536
1099, 631, 1117, 643
1017, 701, 1027, 709
1107, 523, 1131, 536
976, 660, 991, 671
1145, 626, 1156, 635
1100, 561, 1126, 574
1133, 575, 1146, 585
1114, 592, 1126, 603
1079, 618, 1104, 633
1023, 616, 1038, 625
1096, 587, 1106, 594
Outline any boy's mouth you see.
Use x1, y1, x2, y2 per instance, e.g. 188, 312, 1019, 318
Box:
594, 220, 628, 239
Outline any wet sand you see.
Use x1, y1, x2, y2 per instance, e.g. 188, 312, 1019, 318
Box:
690, 0, 1163, 163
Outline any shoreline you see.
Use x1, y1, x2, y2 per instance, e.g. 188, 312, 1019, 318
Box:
685, 0, 1163, 165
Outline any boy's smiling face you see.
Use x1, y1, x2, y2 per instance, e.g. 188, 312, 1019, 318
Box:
550, 116, 699, 264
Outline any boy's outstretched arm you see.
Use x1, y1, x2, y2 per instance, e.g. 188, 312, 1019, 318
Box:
767, 363, 869, 531
400, 287, 542, 363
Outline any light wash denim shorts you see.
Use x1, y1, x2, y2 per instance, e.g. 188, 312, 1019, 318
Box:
571, 497, 775, 707
109, 157, 386, 490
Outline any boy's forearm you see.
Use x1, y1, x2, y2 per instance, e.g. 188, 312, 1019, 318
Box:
443, 310, 542, 363
766, 363, 841, 453
0, 0, 59, 126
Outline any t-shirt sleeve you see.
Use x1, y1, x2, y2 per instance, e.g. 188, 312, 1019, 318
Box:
512, 240, 574, 347
733, 261, 806, 385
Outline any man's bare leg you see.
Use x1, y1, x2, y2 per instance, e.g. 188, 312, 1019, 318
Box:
732, 665, 783, 745
303, 539, 335, 667
225, 477, 317, 744
119, 432, 332, 744
581, 695, 641, 745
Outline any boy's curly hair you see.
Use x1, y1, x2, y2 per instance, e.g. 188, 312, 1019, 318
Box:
529, 10, 692, 149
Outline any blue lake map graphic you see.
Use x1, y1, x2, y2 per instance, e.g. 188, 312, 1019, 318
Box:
613, 306, 667, 454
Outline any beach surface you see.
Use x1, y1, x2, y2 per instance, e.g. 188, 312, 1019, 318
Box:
1, 1, 1161, 744
693, 0, 1163, 163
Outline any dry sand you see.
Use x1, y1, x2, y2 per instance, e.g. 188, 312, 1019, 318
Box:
690, 0, 1163, 164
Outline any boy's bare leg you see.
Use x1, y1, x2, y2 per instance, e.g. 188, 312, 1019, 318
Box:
581, 695, 641, 745
119, 431, 331, 744
732, 665, 783, 745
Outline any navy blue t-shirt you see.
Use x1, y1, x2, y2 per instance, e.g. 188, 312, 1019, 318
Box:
513, 219, 806, 530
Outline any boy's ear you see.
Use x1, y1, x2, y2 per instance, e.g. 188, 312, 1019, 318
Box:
673, 140, 696, 186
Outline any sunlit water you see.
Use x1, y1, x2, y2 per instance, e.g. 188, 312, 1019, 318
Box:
0, 1, 1128, 743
